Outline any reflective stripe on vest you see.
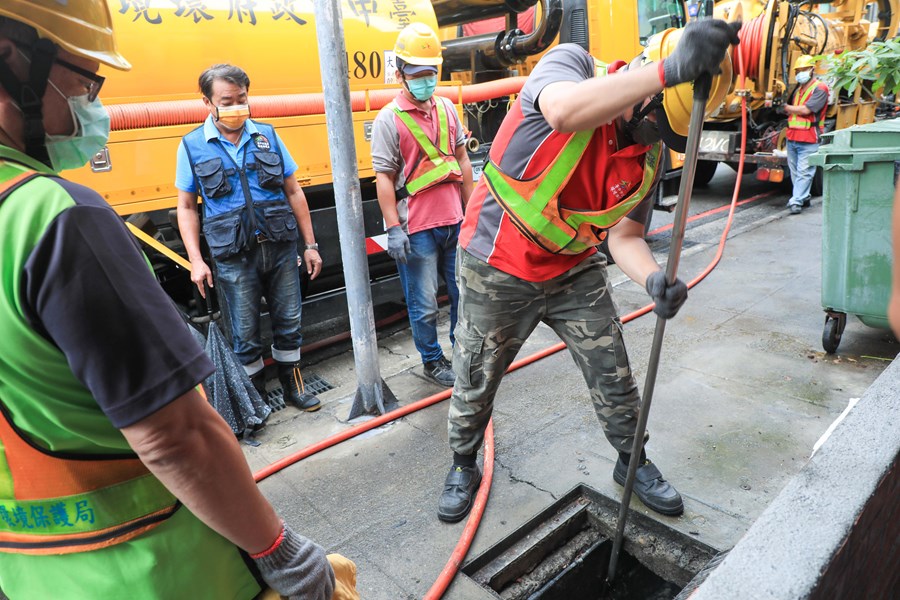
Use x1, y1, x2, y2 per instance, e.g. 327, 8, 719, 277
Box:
787, 81, 828, 130
484, 133, 663, 255
0, 172, 179, 555
391, 98, 463, 196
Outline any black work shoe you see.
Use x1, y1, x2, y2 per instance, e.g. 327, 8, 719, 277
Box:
252, 371, 284, 411
438, 464, 482, 523
277, 362, 322, 412
613, 457, 684, 516
424, 357, 456, 387
802, 198, 811, 208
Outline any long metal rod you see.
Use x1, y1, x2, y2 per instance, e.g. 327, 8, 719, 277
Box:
607, 74, 712, 582
313, 0, 391, 417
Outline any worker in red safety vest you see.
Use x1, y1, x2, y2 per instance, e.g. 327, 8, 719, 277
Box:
436, 19, 742, 523
783, 54, 829, 215
372, 23, 474, 388
0, 2, 344, 598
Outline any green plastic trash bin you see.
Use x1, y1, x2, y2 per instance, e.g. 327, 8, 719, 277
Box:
809, 120, 900, 353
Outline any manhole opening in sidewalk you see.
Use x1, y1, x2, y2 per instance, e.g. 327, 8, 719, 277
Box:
461, 485, 719, 600
273, 373, 333, 398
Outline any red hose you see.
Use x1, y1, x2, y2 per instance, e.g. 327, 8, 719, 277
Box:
686, 26, 750, 290
254, 45, 755, 599
108, 78, 527, 131
737, 15, 765, 81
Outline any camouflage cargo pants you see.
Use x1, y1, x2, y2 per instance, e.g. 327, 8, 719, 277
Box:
448, 249, 641, 456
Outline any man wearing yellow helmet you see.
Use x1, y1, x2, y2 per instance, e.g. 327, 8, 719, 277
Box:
372, 22, 474, 387
437, 19, 740, 523
0, 2, 335, 598
783, 54, 829, 215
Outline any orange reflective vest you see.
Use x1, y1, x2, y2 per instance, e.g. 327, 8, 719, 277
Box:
391, 97, 463, 197
0, 171, 179, 556
787, 80, 828, 143
483, 134, 662, 255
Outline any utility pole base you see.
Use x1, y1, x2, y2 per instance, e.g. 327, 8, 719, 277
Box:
347, 378, 398, 419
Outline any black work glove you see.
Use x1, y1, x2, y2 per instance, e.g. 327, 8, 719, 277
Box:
663, 19, 742, 87
645, 270, 688, 319
253, 524, 335, 600
386, 225, 410, 264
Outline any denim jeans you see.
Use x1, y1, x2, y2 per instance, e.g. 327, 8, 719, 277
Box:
396, 224, 460, 364
786, 140, 819, 208
215, 239, 302, 371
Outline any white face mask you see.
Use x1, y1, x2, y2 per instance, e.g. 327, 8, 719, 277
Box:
796, 70, 812, 85
44, 80, 111, 172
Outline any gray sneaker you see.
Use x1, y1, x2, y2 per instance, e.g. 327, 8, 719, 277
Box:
424, 356, 456, 387
789, 204, 802, 215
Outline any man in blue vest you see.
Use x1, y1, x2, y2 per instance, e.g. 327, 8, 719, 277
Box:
0, 2, 335, 597
176, 64, 323, 412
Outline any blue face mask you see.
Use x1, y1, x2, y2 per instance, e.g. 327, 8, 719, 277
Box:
45, 80, 110, 172
406, 75, 437, 101
796, 70, 812, 85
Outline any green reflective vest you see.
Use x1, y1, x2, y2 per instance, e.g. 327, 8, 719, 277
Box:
391, 96, 463, 196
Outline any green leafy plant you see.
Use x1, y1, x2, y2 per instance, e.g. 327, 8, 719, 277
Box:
824, 38, 900, 101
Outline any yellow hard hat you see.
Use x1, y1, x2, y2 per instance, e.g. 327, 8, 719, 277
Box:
0, 0, 130, 70
393, 23, 443, 67
643, 27, 733, 150
793, 55, 817, 71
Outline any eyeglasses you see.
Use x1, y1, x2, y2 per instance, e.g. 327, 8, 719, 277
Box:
55, 58, 105, 102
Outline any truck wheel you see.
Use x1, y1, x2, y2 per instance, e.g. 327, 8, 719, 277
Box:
693, 160, 718, 187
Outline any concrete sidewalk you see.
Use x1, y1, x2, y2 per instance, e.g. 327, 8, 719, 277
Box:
242, 196, 897, 599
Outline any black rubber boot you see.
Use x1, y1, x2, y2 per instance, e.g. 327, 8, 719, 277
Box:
277, 362, 321, 412
252, 371, 284, 411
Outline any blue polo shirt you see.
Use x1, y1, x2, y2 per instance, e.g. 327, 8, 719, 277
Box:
174, 116, 298, 194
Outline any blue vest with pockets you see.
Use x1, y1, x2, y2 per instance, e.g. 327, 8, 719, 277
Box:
182, 121, 298, 260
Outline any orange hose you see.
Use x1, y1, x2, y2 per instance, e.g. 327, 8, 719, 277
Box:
108, 78, 527, 131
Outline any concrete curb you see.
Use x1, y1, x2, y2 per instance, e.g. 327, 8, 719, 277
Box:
689, 357, 900, 599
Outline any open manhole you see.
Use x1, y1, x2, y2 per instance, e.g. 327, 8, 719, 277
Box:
462, 485, 719, 599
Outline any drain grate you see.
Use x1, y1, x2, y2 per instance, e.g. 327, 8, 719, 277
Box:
301, 373, 334, 395
273, 372, 333, 397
